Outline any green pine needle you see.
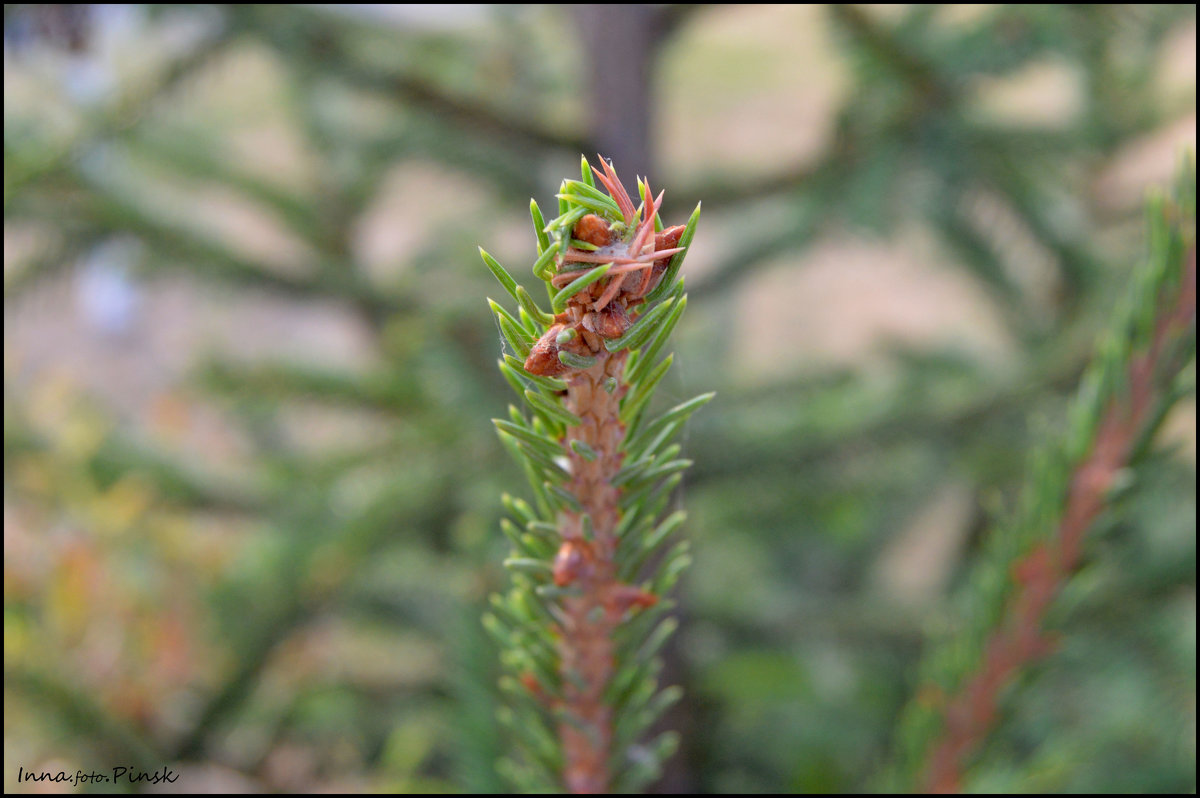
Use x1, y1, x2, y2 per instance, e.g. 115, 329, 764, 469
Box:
553, 263, 612, 313
558, 350, 598, 370
520, 389, 580, 427
643, 202, 700, 304
604, 297, 677, 352
530, 199, 550, 255
480, 248, 521, 304
516, 285, 554, 326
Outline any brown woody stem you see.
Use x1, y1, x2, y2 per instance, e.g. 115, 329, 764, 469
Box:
920, 245, 1196, 793
557, 350, 628, 793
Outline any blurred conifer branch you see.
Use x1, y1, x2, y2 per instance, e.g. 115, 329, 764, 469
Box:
691, 5, 1194, 320
4, 665, 163, 773
3, 23, 233, 212
892, 161, 1196, 792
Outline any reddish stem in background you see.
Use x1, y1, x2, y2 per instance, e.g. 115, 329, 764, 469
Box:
921, 244, 1195, 794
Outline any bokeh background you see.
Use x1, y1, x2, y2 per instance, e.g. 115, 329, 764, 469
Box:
4, 4, 1196, 793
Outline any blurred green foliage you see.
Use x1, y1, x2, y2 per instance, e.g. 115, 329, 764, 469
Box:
3, 4, 1195, 793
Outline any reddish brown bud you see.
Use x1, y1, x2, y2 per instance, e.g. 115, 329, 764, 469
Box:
622, 225, 687, 300
573, 214, 614, 248
520, 671, 549, 703
553, 539, 596, 586
654, 226, 686, 267
604, 583, 659, 616
525, 324, 569, 377
594, 303, 631, 339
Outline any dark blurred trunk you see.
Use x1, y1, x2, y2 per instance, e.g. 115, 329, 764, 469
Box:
574, 5, 656, 198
